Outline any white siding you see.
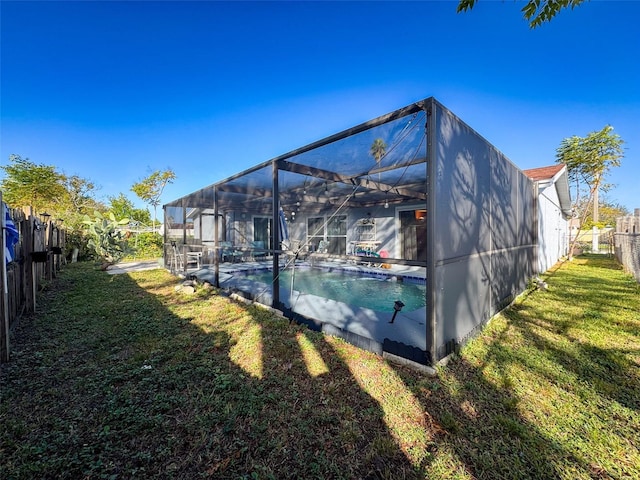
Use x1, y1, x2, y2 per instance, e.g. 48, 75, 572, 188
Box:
537, 184, 569, 273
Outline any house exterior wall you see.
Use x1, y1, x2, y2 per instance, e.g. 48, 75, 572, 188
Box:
537, 184, 569, 273
283, 204, 425, 257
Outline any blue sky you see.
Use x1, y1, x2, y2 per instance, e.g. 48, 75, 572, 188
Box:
1, 1, 639, 214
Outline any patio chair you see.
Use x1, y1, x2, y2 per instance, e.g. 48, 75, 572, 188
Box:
251, 240, 268, 260
220, 241, 241, 262
186, 251, 202, 269
283, 240, 307, 262
317, 240, 329, 254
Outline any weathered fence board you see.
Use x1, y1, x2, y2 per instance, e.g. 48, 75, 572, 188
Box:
1, 195, 65, 362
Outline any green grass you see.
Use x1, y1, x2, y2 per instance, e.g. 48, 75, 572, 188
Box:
1, 254, 638, 479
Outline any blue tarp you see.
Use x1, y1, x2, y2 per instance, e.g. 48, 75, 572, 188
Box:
3, 203, 19, 263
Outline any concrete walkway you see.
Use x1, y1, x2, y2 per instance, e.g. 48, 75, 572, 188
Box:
106, 260, 163, 275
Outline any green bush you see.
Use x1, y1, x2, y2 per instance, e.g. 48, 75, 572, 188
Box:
64, 230, 92, 261
126, 232, 163, 258
576, 241, 592, 253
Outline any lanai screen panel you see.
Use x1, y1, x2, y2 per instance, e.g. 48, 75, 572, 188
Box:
165, 205, 185, 244
432, 102, 534, 359
164, 186, 216, 246
185, 186, 215, 245
217, 166, 274, 216
278, 108, 428, 244
274, 106, 429, 358
216, 165, 274, 252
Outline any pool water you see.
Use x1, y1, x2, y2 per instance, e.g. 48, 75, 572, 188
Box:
243, 268, 426, 312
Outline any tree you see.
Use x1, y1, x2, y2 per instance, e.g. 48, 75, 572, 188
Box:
59, 175, 106, 230
63, 175, 100, 213
556, 125, 624, 222
0, 154, 66, 213
370, 138, 387, 186
370, 138, 387, 165
0, 154, 105, 230
131, 169, 176, 231
556, 125, 624, 256
108, 193, 152, 226
457, 0, 587, 28
573, 197, 628, 229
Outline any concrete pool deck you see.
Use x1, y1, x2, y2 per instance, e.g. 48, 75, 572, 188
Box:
182, 260, 429, 364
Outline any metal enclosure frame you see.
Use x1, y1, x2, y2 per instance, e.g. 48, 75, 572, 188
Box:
164, 97, 535, 365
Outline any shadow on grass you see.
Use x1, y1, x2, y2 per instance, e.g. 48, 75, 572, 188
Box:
3, 256, 638, 479
389, 254, 640, 479
391, 342, 585, 478
391, 325, 638, 478
575, 253, 624, 270
516, 256, 640, 412
1, 263, 421, 479
510, 309, 640, 413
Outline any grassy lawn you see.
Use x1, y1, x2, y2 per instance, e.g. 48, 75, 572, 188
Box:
1, 254, 639, 479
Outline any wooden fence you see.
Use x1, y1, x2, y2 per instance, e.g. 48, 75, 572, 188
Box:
1, 193, 66, 362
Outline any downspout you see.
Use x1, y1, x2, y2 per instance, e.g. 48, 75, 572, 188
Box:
533, 181, 539, 275
425, 99, 438, 366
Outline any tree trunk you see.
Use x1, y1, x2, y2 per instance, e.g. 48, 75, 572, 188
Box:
568, 191, 596, 261
592, 185, 599, 224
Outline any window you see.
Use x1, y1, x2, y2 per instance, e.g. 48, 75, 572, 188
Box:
307, 215, 346, 254
254, 216, 272, 250
327, 215, 347, 255
307, 217, 324, 252
399, 208, 427, 261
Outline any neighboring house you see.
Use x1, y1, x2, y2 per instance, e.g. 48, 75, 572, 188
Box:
617, 208, 640, 234
523, 164, 572, 273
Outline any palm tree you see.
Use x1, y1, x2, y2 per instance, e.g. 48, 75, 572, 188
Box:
370, 138, 387, 165
370, 138, 387, 196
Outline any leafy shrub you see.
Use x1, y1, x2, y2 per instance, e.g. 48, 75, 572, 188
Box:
126, 232, 163, 258
576, 241, 592, 253
64, 230, 92, 261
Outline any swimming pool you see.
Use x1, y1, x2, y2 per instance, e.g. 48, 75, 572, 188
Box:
240, 267, 426, 312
